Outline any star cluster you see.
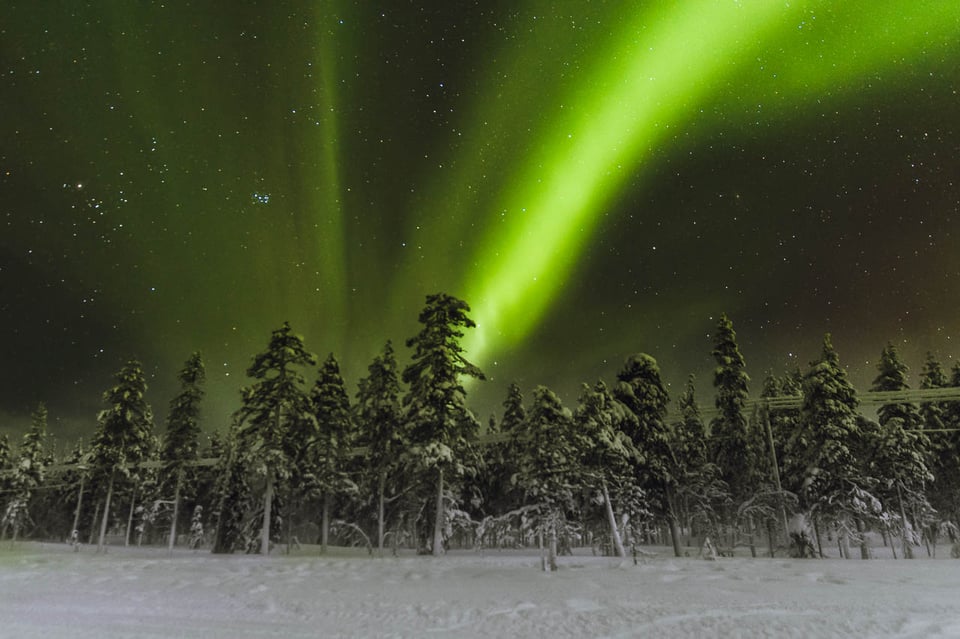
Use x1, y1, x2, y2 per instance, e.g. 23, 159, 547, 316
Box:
1, 1, 959, 438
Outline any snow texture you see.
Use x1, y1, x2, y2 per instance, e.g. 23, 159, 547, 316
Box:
2, 542, 960, 638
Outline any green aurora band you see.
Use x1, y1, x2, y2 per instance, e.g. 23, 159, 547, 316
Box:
435, 0, 960, 367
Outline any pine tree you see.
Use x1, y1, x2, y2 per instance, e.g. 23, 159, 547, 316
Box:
402, 293, 485, 556
921, 354, 960, 542
236, 322, 317, 555
161, 352, 205, 551
512, 385, 579, 570
211, 418, 253, 554
709, 314, 752, 507
613, 353, 681, 555
575, 380, 637, 557
3, 404, 48, 541
91, 360, 154, 551
356, 341, 402, 555
311, 353, 355, 553
873, 343, 923, 431
794, 334, 865, 546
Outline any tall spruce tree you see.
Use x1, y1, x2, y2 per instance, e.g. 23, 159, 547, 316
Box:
512, 385, 580, 570
575, 380, 637, 558
91, 359, 154, 551
920, 353, 960, 540
311, 353, 355, 553
236, 322, 317, 555
3, 404, 48, 541
402, 293, 484, 556
794, 334, 864, 546
161, 352, 205, 551
613, 354, 682, 555
356, 341, 402, 554
709, 314, 752, 507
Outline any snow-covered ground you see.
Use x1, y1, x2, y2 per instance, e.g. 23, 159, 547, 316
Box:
1, 541, 959, 638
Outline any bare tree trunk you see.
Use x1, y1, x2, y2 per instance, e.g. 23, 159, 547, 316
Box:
71, 475, 85, 540
856, 518, 870, 559
812, 519, 824, 558
377, 473, 386, 557
125, 486, 137, 547
321, 492, 331, 554
666, 488, 683, 558
89, 499, 101, 545
432, 467, 444, 556
168, 473, 182, 553
747, 516, 757, 558
548, 513, 558, 572
98, 474, 115, 552
600, 480, 626, 558
261, 472, 273, 556
897, 483, 914, 559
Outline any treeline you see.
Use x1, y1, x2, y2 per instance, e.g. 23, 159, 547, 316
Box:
3, 293, 960, 567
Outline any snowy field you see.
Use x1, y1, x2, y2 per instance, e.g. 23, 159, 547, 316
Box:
2, 542, 960, 638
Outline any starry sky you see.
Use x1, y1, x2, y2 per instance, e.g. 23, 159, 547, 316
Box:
2, 1, 959, 441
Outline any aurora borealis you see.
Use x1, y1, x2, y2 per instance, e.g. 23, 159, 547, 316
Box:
2, 1, 959, 438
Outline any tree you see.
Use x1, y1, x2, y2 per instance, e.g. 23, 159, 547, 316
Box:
402, 293, 484, 556
709, 314, 752, 507
793, 334, 865, 556
3, 404, 48, 541
236, 322, 317, 555
613, 354, 681, 556
873, 343, 923, 431
921, 354, 960, 545
356, 341, 403, 555
311, 353, 355, 552
161, 352, 205, 551
512, 385, 579, 570
575, 380, 637, 557
90, 360, 155, 552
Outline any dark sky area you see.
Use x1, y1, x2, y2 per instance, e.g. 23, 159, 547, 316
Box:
2, 1, 959, 443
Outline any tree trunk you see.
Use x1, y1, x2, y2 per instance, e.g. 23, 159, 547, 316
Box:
600, 480, 626, 558
261, 472, 273, 556
856, 518, 870, 559
167, 473, 182, 553
665, 488, 683, 558
98, 474, 115, 552
321, 492, 331, 554
89, 499, 101, 545
432, 467, 444, 556
125, 486, 137, 547
897, 483, 914, 559
747, 516, 757, 558
812, 519, 824, 558
548, 513, 558, 571
71, 475, 85, 541
377, 473, 386, 557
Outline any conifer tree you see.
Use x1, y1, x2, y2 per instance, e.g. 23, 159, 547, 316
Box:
575, 380, 637, 557
483, 382, 527, 523
613, 354, 681, 555
512, 385, 580, 570
211, 418, 252, 553
709, 314, 752, 507
921, 354, 960, 539
236, 323, 317, 555
311, 353, 355, 552
402, 293, 484, 556
794, 335, 864, 548
161, 352, 205, 551
356, 341, 402, 554
873, 343, 923, 431
3, 404, 48, 541
90, 360, 154, 551
0, 434, 11, 530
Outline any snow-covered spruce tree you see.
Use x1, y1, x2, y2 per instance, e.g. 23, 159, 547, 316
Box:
669, 375, 726, 547
920, 354, 960, 544
0, 434, 11, 534
355, 341, 403, 555
709, 314, 753, 518
793, 334, 866, 556
161, 351, 205, 551
512, 385, 580, 570
236, 322, 317, 555
91, 360, 154, 552
402, 293, 485, 556
870, 344, 932, 559
311, 353, 356, 553
575, 380, 638, 558
478, 382, 527, 537
3, 404, 48, 541
613, 354, 682, 556
211, 418, 253, 554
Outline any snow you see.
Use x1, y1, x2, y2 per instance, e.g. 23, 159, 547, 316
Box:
2, 542, 960, 638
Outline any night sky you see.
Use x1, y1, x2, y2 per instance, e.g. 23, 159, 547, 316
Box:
2, 1, 959, 441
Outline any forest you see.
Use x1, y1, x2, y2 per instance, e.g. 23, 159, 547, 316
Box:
2, 292, 960, 569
